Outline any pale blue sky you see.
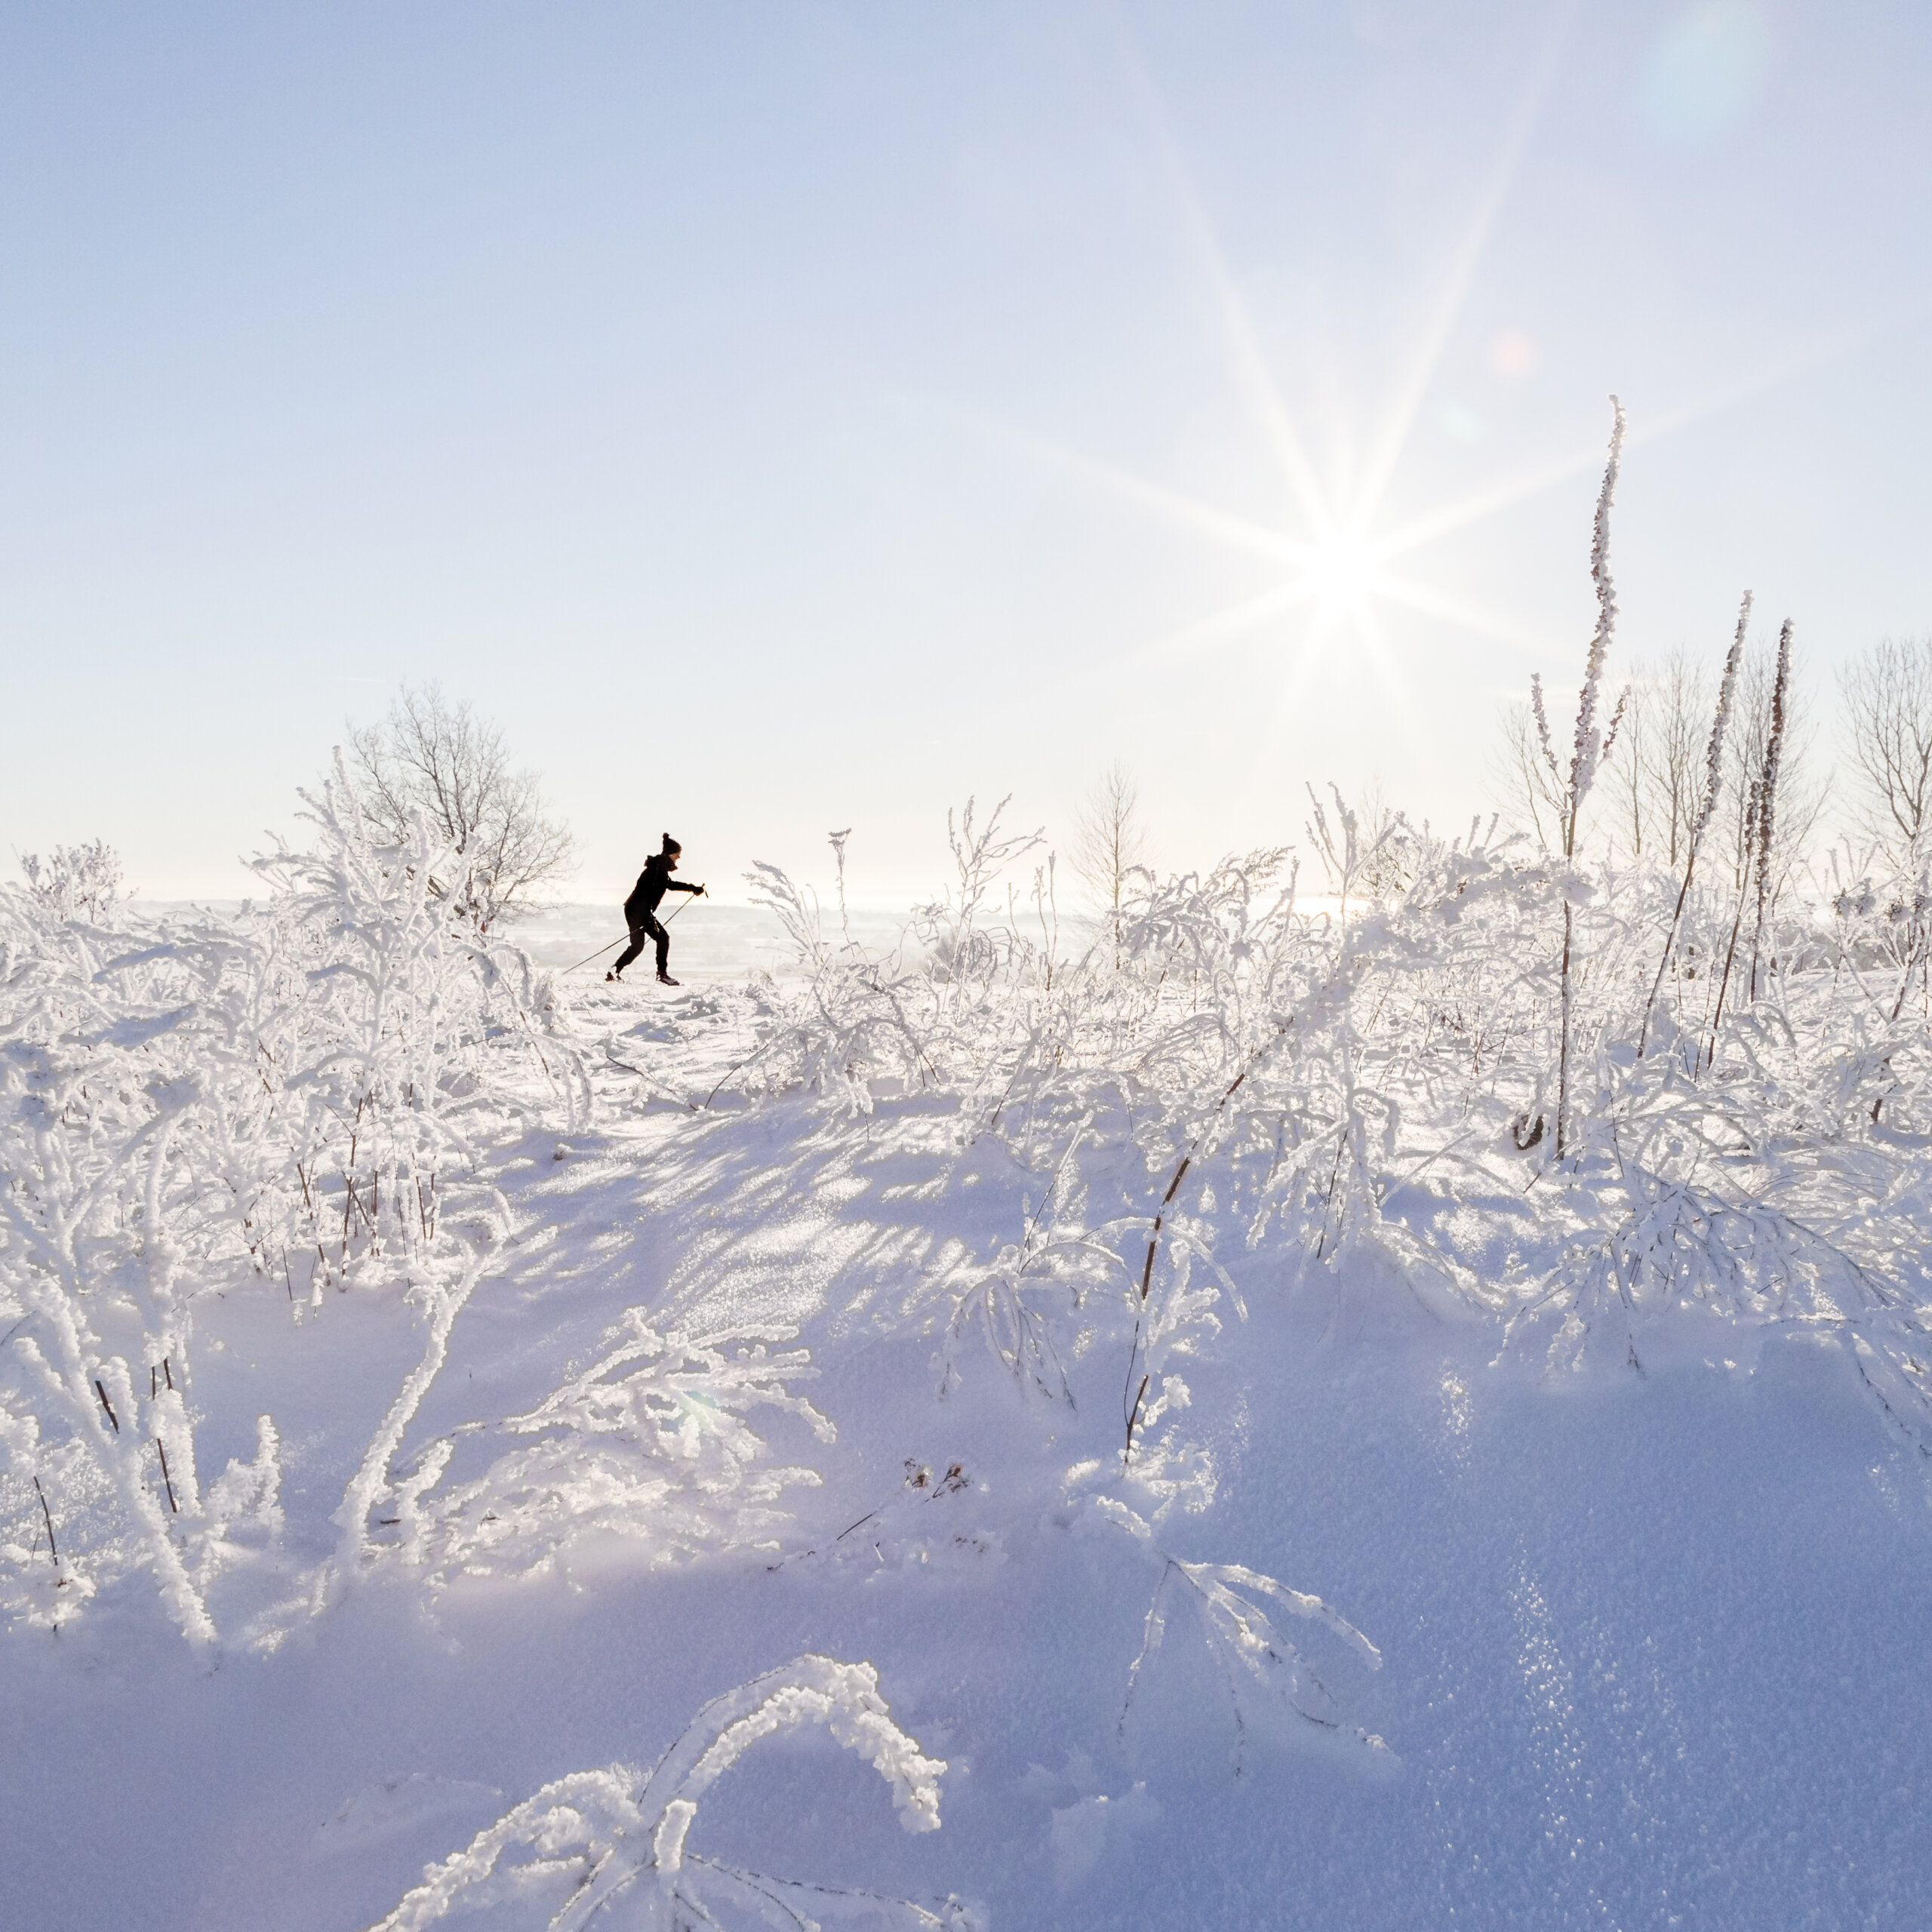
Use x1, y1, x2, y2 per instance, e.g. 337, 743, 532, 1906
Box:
3, 2, 1928, 903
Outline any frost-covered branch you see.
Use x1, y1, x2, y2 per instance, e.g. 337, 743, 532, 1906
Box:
366, 1655, 967, 1932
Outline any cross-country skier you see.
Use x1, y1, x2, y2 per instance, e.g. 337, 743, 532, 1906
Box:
608, 835, 706, 985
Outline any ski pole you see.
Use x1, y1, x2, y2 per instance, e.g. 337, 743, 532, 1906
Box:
562, 935, 625, 974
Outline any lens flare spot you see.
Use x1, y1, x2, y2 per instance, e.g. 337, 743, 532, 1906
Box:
1488, 330, 1537, 377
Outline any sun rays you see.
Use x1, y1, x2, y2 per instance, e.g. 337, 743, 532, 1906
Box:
928, 12, 1883, 756
1065, 14, 1586, 714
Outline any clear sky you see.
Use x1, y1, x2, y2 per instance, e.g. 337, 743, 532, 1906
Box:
3, 2, 1928, 905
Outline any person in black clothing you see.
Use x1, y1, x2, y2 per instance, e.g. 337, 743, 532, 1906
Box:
609, 835, 706, 985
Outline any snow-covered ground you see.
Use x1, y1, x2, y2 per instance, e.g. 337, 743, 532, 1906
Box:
6, 797, 1932, 1930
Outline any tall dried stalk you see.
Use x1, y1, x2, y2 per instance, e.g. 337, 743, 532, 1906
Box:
1749, 620, 1795, 1001
1705, 775, 1758, 1070
1638, 592, 1749, 1054
1543, 397, 1626, 1158
1706, 621, 1793, 1060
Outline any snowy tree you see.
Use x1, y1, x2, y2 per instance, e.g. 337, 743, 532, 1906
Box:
344, 682, 577, 924
1071, 761, 1148, 946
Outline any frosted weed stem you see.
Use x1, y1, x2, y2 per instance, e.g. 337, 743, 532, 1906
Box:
1555, 398, 1626, 1158
1639, 592, 1749, 1055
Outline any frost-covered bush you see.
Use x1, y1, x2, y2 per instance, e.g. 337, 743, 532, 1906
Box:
368, 1653, 972, 1930
411, 1315, 835, 1587
17, 838, 125, 923
733, 775, 1932, 1461
245, 757, 589, 1301
1078, 1491, 1388, 1774
933, 1117, 1135, 1411
0, 760, 584, 1643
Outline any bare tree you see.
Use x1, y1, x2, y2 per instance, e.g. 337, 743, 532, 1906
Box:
1071, 763, 1147, 943
1838, 635, 1932, 868
1600, 646, 1715, 868
1646, 646, 1717, 868
344, 683, 577, 923
1601, 665, 1654, 863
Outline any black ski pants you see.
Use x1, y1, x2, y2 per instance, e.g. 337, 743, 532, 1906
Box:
614, 909, 669, 977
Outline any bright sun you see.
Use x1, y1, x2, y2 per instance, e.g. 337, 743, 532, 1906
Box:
1301, 528, 1380, 611
979, 28, 1608, 718
977, 29, 1826, 729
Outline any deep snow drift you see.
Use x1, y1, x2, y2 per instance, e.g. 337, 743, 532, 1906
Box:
5, 777, 1932, 1931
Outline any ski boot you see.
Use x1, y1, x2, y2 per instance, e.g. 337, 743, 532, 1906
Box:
657, 971, 679, 987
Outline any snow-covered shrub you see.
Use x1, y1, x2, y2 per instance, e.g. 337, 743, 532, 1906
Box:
1496, 968, 1932, 1438
0, 761, 584, 1643
1079, 1492, 1387, 1774
0, 886, 304, 1641
411, 1313, 835, 1586
910, 795, 1044, 998
743, 858, 944, 1115
367, 1653, 971, 1930
245, 755, 588, 1303
934, 1118, 1134, 1409
17, 838, 125, 923
734, 774, 1932, 1460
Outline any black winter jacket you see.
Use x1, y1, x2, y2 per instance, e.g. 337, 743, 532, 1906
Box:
625, 854, 702, 920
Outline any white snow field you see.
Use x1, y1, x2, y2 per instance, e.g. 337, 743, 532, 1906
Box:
5, 758, 1932, 1932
